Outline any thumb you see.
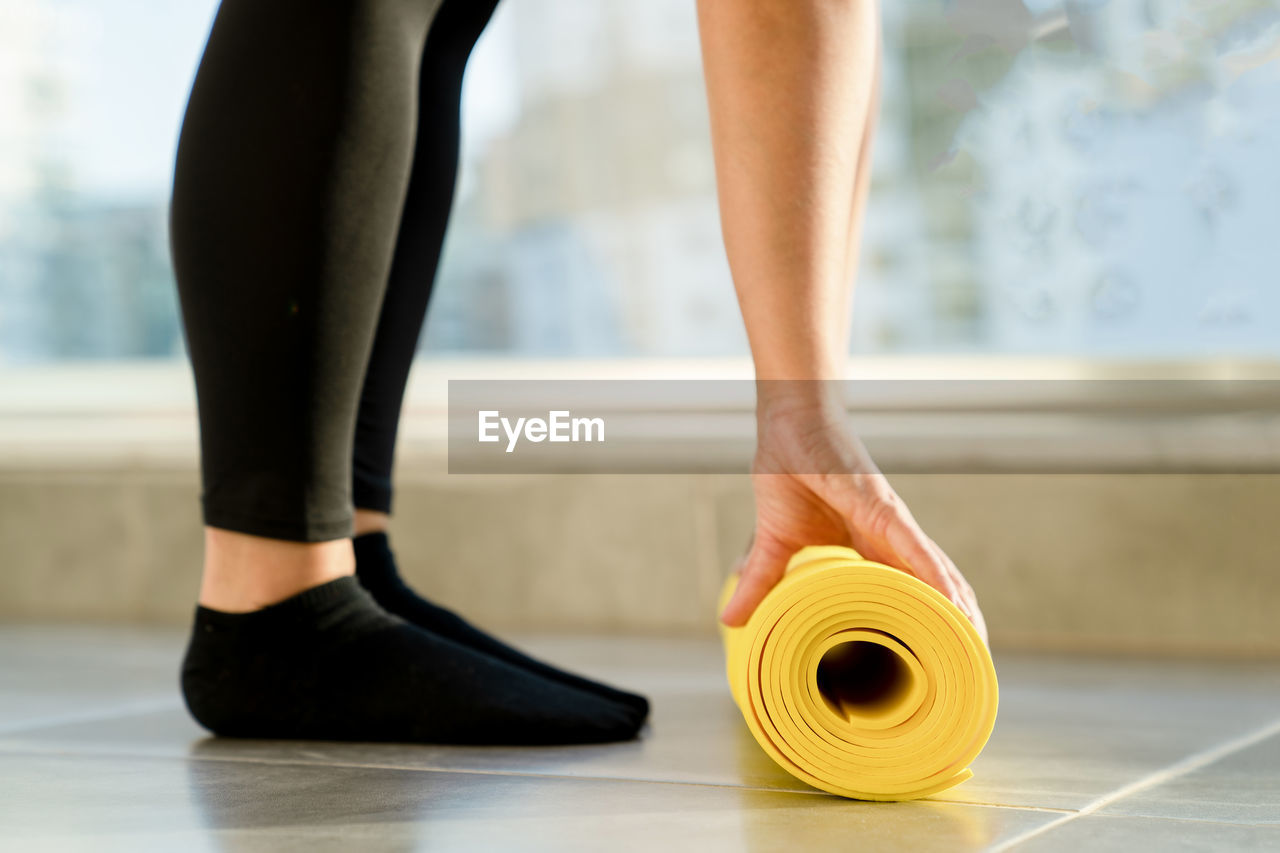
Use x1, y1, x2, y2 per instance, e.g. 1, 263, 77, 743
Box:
719, 530, 792, 628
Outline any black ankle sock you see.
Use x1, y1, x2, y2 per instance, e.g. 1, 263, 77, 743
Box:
180, 576, 645, 745
352, 532, 649, 717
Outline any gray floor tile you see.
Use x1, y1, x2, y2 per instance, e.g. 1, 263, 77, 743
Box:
6, 622, 1280, 853
0, 633, 818, 793
946, 653, 1280, 810
0, 625, 183, 732
5, 630, 1280, 816
1016, 814, 1280, 853
0, 752, 1057, 853
0, 693, 819, 795
1097, 732, 1280, 825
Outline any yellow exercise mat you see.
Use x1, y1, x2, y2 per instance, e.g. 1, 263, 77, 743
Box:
719, 545, 998, 801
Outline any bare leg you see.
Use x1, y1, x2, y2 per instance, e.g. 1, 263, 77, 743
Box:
197, 529, 354, 613
353, 509, 390, 537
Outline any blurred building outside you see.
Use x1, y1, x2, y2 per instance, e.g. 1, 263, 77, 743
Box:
0, 0, 1277, 365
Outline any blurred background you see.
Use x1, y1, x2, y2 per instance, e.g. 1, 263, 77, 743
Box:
4, 0, 1279, 362
1, 0, 1278, 653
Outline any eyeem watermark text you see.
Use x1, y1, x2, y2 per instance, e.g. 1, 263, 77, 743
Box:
478, 410, 606, 453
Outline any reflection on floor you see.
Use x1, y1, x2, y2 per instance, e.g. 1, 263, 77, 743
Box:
0, 625, 1277, 851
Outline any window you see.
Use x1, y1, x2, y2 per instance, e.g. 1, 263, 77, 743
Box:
1, 0, 1277, 364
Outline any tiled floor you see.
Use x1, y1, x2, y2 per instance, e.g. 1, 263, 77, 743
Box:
0, 626, 1277, 852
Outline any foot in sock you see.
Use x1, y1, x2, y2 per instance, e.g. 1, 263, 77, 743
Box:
180, 576, 646, 745
353, 531, 649, 718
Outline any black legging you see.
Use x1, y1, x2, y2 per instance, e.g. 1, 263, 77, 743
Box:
171, 0, 500, 541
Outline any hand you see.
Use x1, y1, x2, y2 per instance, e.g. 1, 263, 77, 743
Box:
719, 388, 988, 646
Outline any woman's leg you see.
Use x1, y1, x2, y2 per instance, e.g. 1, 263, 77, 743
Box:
172, 0, 438, 611
169, 0, 643, 743
350, 0, 501, 522
173, 0, 432, 548
340, 0, 648, 714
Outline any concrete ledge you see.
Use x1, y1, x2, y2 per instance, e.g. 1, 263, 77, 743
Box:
2, 359, 1278, 655
2, 466, 1277, 657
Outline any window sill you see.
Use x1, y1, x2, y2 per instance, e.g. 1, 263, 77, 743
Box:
0, 356, 1277, 473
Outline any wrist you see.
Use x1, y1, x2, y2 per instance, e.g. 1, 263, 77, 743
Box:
747, 337, 848, 422
755, 374, 844, 406
755, 379, 847, 428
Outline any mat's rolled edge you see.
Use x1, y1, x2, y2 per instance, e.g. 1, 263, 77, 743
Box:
718, 546, 998, 801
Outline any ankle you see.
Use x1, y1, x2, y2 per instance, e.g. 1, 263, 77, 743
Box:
353, 508, 390, 536
198, 527, 355, 613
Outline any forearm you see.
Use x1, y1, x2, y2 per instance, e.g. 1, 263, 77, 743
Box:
696, 0, 880, 385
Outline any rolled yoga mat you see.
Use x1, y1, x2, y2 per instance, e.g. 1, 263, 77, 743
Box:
719, 545, 998, 801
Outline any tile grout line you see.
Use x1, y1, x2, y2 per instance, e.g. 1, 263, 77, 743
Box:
0, 698, 180, 737
931, 800, 1076, 816
988, 715, 1280, 852
9, 739, 1272, 830
189, 754, 838, 798
0, 743, 835, 797
0, 742, 1075, 813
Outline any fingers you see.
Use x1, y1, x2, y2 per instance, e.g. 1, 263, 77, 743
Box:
968, 599, 990, 647
871, 511, 990, 645
929, 542, 977, 616
831, 478, 979, 625
719, 531, 790, 628
884, 515, 967, 613
924, 538, 988, 645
